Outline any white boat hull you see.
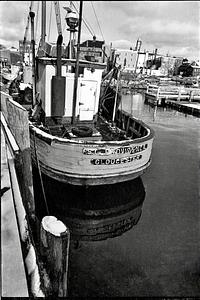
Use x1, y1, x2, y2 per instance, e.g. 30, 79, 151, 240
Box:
30, 119, 154, 186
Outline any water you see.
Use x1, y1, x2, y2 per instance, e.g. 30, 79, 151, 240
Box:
67, 93, 200, 297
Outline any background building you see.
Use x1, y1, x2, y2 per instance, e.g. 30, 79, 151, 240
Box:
0, 45, 22, 67
114, 48, 138, 73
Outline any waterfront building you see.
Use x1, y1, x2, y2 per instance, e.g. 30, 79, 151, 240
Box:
114, 48, 138, 73
145, 53, 183, 76
0, 45, 22, 67
176, 59, 200, 77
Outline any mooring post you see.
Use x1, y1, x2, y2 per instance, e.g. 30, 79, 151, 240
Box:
178, 87, 182, 101
40, 216, 70, 297
156, 86, 160, 104
189, 90, 193, 103
146, 84, 149, 94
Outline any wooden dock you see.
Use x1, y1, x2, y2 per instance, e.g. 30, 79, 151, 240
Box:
1, 91, 70, 297
145, 84, 200, 106
165, 100, 200, 117
1, 125, 29, 297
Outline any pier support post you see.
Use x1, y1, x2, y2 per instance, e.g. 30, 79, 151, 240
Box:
156, 87, 160, 104
40, 216, 70, 297
178, 87, 182, 101
189, 90, 193, 103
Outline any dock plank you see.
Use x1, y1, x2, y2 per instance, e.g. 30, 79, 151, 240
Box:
1, 128, 28, 297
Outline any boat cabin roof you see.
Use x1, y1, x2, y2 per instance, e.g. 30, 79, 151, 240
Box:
37, 57, 107, 70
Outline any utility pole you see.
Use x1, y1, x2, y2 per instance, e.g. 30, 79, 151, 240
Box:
71, 1, 83, 124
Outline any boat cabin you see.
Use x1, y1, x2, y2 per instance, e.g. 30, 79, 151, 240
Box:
36, 57, 106, 124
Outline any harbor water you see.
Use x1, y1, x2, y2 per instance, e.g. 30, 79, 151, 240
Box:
32, 92, 200, 297
66, 92, 200, 297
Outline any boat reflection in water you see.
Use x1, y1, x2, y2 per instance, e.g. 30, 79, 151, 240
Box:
33, 167, 146, 241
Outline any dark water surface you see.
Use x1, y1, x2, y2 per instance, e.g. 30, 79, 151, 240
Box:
33, 93, 200, 297
66, 93, 200, 297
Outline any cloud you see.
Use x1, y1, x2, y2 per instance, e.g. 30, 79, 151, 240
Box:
0, 1, 199, 60
111, 39, 133, 49
0, 1, 31, 46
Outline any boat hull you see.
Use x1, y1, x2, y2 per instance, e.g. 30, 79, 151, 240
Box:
30, 119, 154, 186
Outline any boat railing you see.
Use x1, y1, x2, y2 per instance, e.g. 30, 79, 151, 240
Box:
115, 109, 149, 139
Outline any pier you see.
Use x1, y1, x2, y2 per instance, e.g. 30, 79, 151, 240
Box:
1, 125, 28, 297
165, 100, 200, 117
1, 91, 70, 297
145, 84, 200, 106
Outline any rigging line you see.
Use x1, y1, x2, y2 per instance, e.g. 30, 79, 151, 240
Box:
90, 1, 104, 41
23, 1, 34, 41
33, 131, 50, 216
71, 1, 95, 37
72, 1, 94, 35
47, 1, 53, 40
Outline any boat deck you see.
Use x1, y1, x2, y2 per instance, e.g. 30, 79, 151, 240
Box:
33, 112, 148, 142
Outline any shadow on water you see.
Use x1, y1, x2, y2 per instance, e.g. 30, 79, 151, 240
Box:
32, 166, 146, 241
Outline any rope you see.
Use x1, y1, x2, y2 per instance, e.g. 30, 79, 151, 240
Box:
90, 1, 105, 41
71, 1, 95, 37
33, 131, 49, 215
47, 1, 53, 40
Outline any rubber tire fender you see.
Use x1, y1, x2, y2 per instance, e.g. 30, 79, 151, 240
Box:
72, 126, 93, 137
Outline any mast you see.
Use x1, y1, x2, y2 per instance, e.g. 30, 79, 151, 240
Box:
23, 1, 34, 64
41, 1, 46, 51
30, 11, 36, 106
71, 1, 83, 125
51, 2, 66, 118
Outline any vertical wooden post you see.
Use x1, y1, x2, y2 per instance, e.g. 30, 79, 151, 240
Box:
40, 216, 70, 297
178, 87, 182, 101
156, 87, 160, 105
189, 90, 193, 102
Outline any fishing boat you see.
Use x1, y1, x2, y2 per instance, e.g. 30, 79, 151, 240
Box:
27, 1, 154, 186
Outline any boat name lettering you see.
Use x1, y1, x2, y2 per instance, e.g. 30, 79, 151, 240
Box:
83, 144, 147, 156
91, 154, 142, 165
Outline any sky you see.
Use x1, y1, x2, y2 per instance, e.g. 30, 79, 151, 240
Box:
0, 1, 199, 61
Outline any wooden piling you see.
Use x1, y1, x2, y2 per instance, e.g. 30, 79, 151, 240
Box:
40, 216, 70, 297
156, 86, 160, 103
189, 90, 193, 102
